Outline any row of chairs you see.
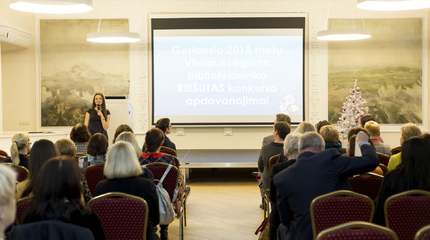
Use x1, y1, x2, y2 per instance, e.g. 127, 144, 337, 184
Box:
311, 190, 430, 240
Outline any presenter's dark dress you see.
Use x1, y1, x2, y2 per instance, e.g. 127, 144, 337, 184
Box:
86, 109, 110, 137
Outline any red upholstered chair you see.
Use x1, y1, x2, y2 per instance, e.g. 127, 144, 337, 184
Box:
16, 196, 32, 224
84, 164, 104, 195
1, 163, 29, 182
88, 192, 148, 240
160, 146, 177, 157
385, 190, 430, 240
350, 172, 384, 200
311, 190, 374, 238
416, 225, 430, 240
377, 153, 390, 166
316, 221, 398, 240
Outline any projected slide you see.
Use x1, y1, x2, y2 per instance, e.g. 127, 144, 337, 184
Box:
151, 18, 305, 125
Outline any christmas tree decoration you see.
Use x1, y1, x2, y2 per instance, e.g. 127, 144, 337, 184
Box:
336, 79, 369, 138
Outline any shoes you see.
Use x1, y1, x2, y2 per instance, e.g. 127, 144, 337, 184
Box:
160, 225, 168, 240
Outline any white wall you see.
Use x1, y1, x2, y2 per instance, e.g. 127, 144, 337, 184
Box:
0, 0, 429, 151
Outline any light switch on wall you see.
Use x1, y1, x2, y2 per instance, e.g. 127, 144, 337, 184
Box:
224, 128, 233, 136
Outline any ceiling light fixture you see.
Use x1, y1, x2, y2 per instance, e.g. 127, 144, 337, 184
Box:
87, 32, 141, 44
317, 30, 372, 41
9, 0, 93, 14
357, 0, 430, 11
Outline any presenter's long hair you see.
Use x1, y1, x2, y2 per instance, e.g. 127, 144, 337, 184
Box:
92, 92, 107, 118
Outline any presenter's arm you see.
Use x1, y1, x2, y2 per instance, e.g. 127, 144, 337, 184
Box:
97, 111, 110, 130
84, 112, 90, 127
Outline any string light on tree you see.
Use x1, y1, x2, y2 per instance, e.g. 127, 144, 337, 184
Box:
336, 79, 369, 138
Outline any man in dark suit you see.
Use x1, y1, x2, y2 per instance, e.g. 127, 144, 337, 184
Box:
262, 114, 291, 147
273, 131, 377, 240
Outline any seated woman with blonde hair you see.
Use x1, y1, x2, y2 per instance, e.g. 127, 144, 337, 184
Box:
10, 133, 31, 169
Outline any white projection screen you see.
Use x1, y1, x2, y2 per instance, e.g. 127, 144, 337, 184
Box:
151, 17, 306, 125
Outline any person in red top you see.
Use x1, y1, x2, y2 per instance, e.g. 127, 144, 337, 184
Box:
139, 128, 179, 167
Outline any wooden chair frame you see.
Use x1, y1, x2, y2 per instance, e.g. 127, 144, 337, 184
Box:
415, 225, 430, 240
316, 221, 398, 240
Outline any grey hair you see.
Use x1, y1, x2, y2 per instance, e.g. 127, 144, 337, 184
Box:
104, 141, 143, 179
284, 133, 302, 160
298, 132, 325, 152
115, 131, 141, 157
0, 165, 16, 205
294, 122, 316, 134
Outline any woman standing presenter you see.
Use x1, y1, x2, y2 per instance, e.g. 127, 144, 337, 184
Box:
84, 93, 110, 138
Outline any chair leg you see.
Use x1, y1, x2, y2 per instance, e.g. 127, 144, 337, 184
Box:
179, 213, 184, 240
184, 200, 187, 227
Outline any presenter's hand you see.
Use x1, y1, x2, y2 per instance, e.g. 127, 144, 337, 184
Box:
96, 110, 103, 118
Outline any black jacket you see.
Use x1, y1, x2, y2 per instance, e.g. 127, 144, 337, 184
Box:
9, 220, 94, 240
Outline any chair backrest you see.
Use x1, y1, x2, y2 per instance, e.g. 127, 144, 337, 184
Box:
84, 164, 105, 195
377, 153, 390, 166
0, 154, 11, 163
350, 172, 384, 200
160, 146, 177, 156
316, 221, 398, 240
16, 197, 32, 224
416, 225, 430, 240
144, 162, 179, 200
391, 146, 402, 155
1, 163, 29, 182
268, 154, 281, 170
9, 220, 95, 240
88, 192, 148, 240
385, 190, 430, 240
311, 190, 375, 238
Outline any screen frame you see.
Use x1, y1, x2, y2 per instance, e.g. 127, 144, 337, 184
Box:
150, 15, 307, 126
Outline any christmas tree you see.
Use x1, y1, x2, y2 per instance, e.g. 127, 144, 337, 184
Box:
336, 79, 369, 138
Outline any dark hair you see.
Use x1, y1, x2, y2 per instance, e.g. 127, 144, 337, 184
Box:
276, 114, 291, 124
274, 122, 290, 140
347, 127, 367, 142
92, 93, 107, 118
155, 118, 171, 133
360, 114, 375, 128
398, 136, 430, 190
113, 124, 134, 143
144, 128, 165, 153
70, 124, 91, 143
22, 139, 58, 197
315, 120, 330, 133
87, 133, 108, 156
26, 156, 83, 221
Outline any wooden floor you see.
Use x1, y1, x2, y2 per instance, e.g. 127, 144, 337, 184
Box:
168, 173, 262, 240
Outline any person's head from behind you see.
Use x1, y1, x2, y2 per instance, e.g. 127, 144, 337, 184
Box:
113, 124, 134, 143
284, 133, 301, 160
400, 123, 422, 145
315, 120, 330, 133
144, 128, 165, 153
156, 118, 172, 134
115, 131, 140, 157
360, 114, 375, 128
0, 165, 16, 232
275, 113, 291, 124
69, 123, 91, 144
92, 92, 106, 110
104, 141, 143, 179
348, 131, 371, 157
364, 121, 381, 138
298, 132, 325, 154
32, 156, 82, 206
347, 127, 367, 142
273, 122, 291, 141
320, 125, 340, 144
400, 136, 430, 189
87, 133, 108, 157
295, 122, 316, 134
55, 139, 77, 158
10, 133, 30, 165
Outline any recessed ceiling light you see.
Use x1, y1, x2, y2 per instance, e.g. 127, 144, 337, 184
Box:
86, 32, 141, 44
317, 30, 372, 41
357, 0, 430, 11
9, 0, 93, 14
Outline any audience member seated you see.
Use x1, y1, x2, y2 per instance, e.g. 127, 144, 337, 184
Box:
86, 133, 108, 167
315, 120, 330, 133
294, 121, 316, 134
155, 118, 176, 150
319, 125, 345, 153
94, 141, 159, 240
16, 140, 57, 199
348, 133, 384, 175
70, 124, 91, 155
364, 121, 391, 155
388, 123, 421, 172
115, 131, 141, 157
10, 133, 31, 169
269, 133, 301, 240
273, 131, 377, 240
360, 114, 375, 128
374, 135, 430, 225
22, 157, 104, 240
262, 113, 291, 147
0, 165, 17, 239
258, 122, 290, 191
347, 127, 367, 142
140, 128, 178, 167
113, 124, 134, 143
